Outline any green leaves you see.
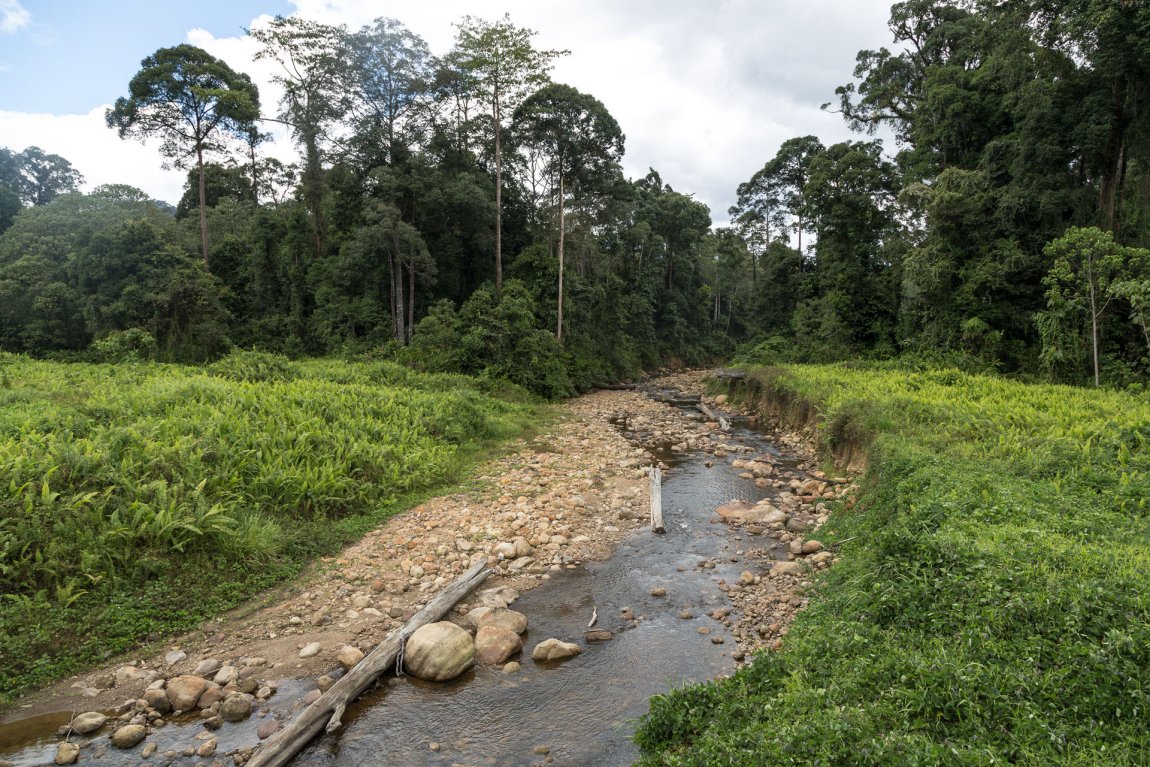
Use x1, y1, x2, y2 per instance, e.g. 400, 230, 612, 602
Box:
0, 355, 534, 700
106, 45, 260, 167
638, 362, 1150, 765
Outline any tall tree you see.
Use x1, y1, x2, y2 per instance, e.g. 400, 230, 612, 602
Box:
451, 14, 567, 293
106, 45, 260, 262
250, 17, 353, 260
513, 83, 624, 343
348, 18, 434, 169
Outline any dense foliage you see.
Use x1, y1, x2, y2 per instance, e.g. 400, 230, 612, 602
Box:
4, 2, 1148, 390
636, 363, 1150, 765
0, 352, 535, 702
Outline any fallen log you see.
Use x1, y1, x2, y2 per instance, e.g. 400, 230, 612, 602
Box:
245, 560, 492, 767
712, 368, 746, 380
649, 467, 665, 534
698, 403, 730, 431
597, 383, 637, 391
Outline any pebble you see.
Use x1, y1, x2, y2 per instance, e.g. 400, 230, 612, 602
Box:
298, 642, 322, 658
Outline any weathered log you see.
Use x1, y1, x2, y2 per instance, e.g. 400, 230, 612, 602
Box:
245, 560, 492, 767
649, 467, 665, 534
698, 403, 731, 431
648, 389, 701, 406
712, 368, 746, 380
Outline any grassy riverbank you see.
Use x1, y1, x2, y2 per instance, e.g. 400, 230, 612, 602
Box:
636, 364, 1150, 765
0, 352, 537, 705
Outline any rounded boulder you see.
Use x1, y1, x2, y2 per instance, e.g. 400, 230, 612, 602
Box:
403, 622, 475, 682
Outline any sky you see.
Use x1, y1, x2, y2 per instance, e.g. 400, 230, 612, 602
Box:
0, 0, 897, 220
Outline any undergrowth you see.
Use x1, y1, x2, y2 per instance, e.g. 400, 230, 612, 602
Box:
636, 363, 1150, 766
0, 351, 537, 705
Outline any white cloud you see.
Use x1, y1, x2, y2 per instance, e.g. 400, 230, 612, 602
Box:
0, 0, 30, 34
0, 106, 187, 203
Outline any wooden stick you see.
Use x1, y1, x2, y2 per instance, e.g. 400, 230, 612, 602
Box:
649, 467, 665, 534
245, 560, 492, 767
698, 403, 730, 431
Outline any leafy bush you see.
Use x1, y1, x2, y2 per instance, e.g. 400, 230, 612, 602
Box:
206, 349, 300, 382
405, 280, 573, 399
87, 328, 157, 362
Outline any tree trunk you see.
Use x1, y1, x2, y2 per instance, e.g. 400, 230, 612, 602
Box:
387, 252, 398, 342
249, 140, 260, 208
304, 131, 325, 260
197, 145, 210, 263
395, 255, 406, 344
557, 174, 565, 344
1099, 76, 1130, 234
1090, 280, 1100, 387
407, 260, 415, 345
494, 91, 503, 295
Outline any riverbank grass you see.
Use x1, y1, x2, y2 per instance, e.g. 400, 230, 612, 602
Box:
636, 364, 1150, 766
0, 352, 538, 705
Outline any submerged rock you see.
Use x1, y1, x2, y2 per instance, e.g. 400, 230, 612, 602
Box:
474, 625, 523, 665
532, 638, 582, 662
110, 724, 146, 749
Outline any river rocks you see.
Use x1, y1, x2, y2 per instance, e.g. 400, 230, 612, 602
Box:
337, 645, 365, 670
193, 658, 222, 677
492, 541, 517, 559
198, 683, 224, 710
715, 501, 787, 525
474, 625, 523, 665
584, 630, 613, 642
404, 622, 475, 681
166, 675, 209, 711
532, 638, 582, 662
110, 724, 146, 749
477, 585, 519, 608
299, 642, 322, 658
143, 688, 171, 714
219, 693, 253, 723
213, 665, 238, 686
54, 742, 80, 765
474, 607, 529, 635
801, 540, 825, 554
650, 587, 667, 597
257, 718, 280, 739
786, 516, 810, 532
70, 712, 107, 734
771, 561, 805, 577
196, 737, 217, 757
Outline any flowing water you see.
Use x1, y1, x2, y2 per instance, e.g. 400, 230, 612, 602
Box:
0, 397, 806, 767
